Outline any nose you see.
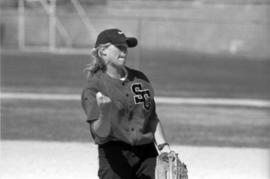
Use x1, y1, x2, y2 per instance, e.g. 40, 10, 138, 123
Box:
122, 50, 127, 55
119, 52, 127, 59
119, 49, 128, 57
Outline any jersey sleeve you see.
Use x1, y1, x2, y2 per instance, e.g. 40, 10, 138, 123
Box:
81, 86, 99, 123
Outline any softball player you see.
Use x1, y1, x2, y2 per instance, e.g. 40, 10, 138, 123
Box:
81, 28, 171, 179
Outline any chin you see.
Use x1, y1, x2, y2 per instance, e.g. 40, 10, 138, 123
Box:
118, 59, 126, 65
112, 62, 125, 68
118, 63, 126, 67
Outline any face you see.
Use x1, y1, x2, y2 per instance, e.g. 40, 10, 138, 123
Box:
100, 44, 128, 67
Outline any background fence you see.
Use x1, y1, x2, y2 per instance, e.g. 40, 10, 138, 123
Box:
1, 0, 270, 59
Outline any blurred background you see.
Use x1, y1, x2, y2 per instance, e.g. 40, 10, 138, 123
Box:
1, 1, 270, 179
1, 0, 270, 148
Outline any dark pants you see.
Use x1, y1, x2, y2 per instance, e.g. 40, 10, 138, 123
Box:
98, 141, 158, 179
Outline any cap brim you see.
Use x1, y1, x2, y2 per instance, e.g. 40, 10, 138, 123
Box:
126, 37, 138, 48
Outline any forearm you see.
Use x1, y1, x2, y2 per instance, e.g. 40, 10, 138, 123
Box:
154, 121, 168, 146
91, 113, 111, 138
154, 121, 171, 152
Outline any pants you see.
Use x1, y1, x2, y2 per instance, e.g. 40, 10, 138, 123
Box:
98, 141, 158, 179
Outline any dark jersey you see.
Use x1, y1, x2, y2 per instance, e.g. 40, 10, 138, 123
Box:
81, 67, 159, 145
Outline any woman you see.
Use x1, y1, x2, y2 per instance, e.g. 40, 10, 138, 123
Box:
81, 28, 171, 179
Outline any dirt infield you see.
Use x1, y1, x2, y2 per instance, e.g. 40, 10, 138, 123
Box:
1, 141, 269, 179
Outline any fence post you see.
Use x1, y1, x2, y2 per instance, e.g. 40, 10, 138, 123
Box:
49, 0, 56, 52
18, 0, 25, 50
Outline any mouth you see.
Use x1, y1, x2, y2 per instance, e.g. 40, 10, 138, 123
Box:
118, 55, 126, 60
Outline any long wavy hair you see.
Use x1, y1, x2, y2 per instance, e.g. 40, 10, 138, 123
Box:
83, 43, 110, 79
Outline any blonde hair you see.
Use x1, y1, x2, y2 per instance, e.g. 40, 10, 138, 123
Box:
83, 43, 110, 79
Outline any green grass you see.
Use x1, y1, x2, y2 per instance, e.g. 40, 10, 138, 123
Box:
1, 51, 270, 148
1, 50, 270, 98
1, 99, 270, 148
158, 104, 270, 148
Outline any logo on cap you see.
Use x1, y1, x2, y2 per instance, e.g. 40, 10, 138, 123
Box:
118, 31, 124, 35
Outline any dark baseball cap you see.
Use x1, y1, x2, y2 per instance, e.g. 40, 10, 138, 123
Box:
95, 29, 137, 48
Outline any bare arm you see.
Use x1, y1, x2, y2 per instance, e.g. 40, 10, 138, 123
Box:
154, 121, 171, 153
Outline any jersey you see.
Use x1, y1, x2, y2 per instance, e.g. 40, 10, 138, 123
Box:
81, 67, 159, 146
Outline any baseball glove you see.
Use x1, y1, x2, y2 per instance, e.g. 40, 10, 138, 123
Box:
155, 151, 188, 179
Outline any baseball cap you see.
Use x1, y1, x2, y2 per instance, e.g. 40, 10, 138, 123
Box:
95, 29, 137, 48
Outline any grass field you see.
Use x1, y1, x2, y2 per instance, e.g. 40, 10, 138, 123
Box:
2, 50, 270, 98
1, 51, 270, 148
2, 99, 270, 148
